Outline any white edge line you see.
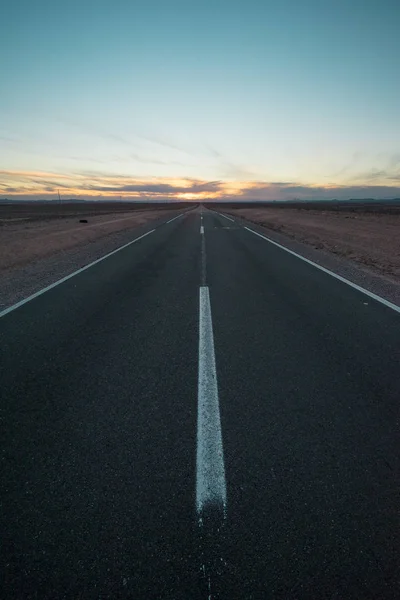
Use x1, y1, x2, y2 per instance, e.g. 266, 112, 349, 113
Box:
245, 226, 400, 314
166, 213, 183, 224
196, 286, 227, 517
0, 229, 156, 318
200, 225, 204, 235
217, 212, 234, 223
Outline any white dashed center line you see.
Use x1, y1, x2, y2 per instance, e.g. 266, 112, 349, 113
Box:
196, 286, 227, 520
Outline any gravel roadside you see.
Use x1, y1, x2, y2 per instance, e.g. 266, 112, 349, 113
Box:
0, 210, 186, 313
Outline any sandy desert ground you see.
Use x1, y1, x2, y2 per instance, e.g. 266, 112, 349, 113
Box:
0, 202, 190, 272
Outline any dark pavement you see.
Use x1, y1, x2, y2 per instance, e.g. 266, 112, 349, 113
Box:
1, 208, 399, 599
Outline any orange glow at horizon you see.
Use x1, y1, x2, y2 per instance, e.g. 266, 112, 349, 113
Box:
1, 169, 400, 201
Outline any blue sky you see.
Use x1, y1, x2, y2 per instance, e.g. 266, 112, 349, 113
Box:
1, 0, 399, 200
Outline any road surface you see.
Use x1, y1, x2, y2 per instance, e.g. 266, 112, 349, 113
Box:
1, 207, 399, 599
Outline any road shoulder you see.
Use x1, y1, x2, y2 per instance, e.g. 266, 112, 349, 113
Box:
213, 209, 400, 308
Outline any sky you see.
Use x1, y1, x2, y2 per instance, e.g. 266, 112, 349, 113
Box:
1, 0, 400, 201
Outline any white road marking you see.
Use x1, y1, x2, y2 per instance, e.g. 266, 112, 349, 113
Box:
0, 229, 155, 318
200, 225, 204, 235
196, 286, 227, 518
245, 226, 400, 314
201, 230, 207, 286
217, 213, 234, 223
166, 213, 184, 224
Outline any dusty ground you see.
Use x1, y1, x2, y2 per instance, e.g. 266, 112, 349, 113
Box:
0, 203, 187, 272
223, 207, 400, 283
0, 201, 183, 221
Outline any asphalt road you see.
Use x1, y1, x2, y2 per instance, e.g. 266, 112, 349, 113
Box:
1, 207, 399, 599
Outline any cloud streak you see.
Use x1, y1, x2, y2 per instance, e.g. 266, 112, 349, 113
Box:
1, 169, 400, 201
89, 180, 222, 194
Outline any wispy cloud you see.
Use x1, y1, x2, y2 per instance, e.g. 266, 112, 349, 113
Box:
137, 133, 193, 156
388, 153, 400, 168
327, 151, 365, 179
56, 116, 195, 158
220, 161, 257, 180
348, 167, 400, 183
129, 152, 189, 167
0, 134, 17, 143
